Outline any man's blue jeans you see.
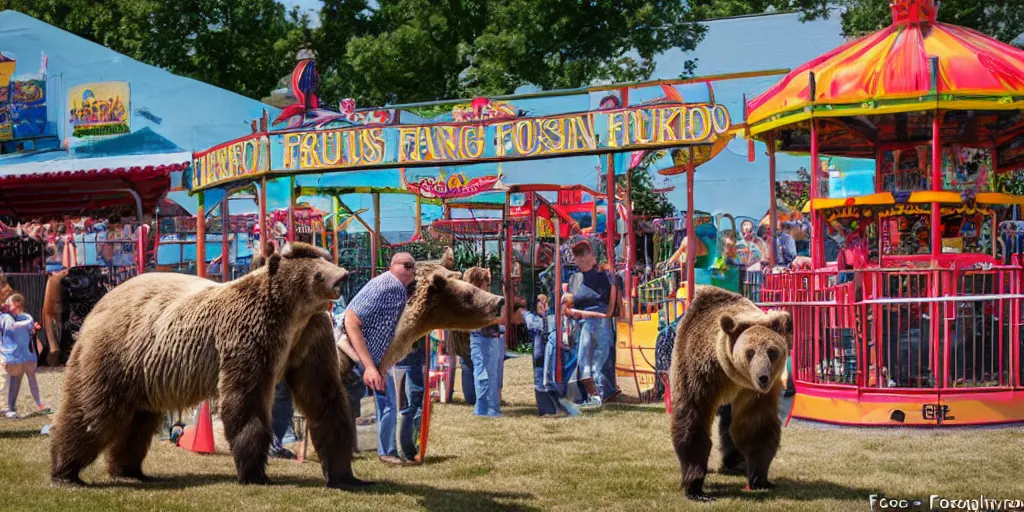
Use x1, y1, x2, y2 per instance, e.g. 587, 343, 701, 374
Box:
373, 372, 399, 457
270, 381, 294, 447
460, 356, 476, 405
577, 316, 613, 399
470, 332, 504, 417
394, 362, 424, 460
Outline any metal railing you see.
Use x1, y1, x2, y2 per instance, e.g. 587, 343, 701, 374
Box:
755, 267, 1024, 391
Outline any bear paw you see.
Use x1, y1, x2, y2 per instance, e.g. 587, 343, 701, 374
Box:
685, 491, 716, 502
51, 476, 87, 487
744, 481, 775, 491
238, 475, 272, 486
328, 475, 375, 490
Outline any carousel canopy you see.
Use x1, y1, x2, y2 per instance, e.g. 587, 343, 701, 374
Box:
745, 0, 1024, 156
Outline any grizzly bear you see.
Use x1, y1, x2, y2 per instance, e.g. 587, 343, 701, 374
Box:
50, 243, 367, 490
669, 286, 791, 501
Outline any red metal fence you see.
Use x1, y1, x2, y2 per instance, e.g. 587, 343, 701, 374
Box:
754, 267, 1024, 393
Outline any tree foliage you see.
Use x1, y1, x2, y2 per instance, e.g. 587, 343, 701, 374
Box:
701, 0, 1024, 46
12, 0, 306, 99
793, 0, 1024, 44
618, 170, 676, 219
11, 0, 709, 106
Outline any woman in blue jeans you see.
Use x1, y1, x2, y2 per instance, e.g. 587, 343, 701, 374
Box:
464, 267, 522, 417
568, 241, 617, 408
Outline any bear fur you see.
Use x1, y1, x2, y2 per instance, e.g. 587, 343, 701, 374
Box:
668, 285, 791, 501
445, 267, 495, 360
50, 242, 367, 490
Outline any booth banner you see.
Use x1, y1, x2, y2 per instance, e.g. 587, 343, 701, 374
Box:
0, 56, 48, 141
404, 170, 502, 199
67, 81, 130, 138
9, 76, 46, 139
187, 102, 733, 192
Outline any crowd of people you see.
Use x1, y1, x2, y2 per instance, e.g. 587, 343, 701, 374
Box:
261, 240, 625, 465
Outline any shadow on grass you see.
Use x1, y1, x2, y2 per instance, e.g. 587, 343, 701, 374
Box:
85, 475, 538, 511
601, 403, 667, 415
0, 429, 43, 439
704, 477, 875, 502
422, 454, 458, 465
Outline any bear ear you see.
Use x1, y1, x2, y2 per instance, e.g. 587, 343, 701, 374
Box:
267, 253, 282, 276
719, 314, 752, 350
768, 310, 793, 339
430, 272, 448, 291
441, 247, 455, 269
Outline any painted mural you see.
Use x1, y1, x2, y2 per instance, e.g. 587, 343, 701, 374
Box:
0, 52, 48, 141
68, 81, 131, 137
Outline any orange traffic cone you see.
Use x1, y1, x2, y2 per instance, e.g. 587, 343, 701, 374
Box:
178, 400, 215, 454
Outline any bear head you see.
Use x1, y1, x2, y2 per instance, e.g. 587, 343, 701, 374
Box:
417, 270, 505, 331
720, 311, 791, 393
257, 242, 349, 310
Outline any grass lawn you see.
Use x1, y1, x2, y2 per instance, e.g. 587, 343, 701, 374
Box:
1, 357, 1022, 511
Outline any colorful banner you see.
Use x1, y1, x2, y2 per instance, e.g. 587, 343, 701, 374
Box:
10, 76, 46, 139
67, 81, 130, 137
0, 56, 48, 142
188, 102, 733, 192
403, 169, 502, 199
0, 58, 13, 141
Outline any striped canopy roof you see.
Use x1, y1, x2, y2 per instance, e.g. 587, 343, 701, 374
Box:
745, 0, 1024, 137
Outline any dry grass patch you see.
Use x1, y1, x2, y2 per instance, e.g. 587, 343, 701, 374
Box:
0, 358, 1021, 511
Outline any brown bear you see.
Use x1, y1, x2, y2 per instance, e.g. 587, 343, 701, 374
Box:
50, 242, 367, 490
669, 285, 791, 501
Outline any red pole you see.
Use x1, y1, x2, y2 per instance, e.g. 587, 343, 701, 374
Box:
606, 154, 616, 265
625, 169, 634, 319
810, 119, 823, 268
504, 191, 514, 349
686, 150, 696, 308
768, 135, 779, 267
196, 192, 207, 279
287, 175, 296, 243
809, 72, 825, 269
221, 196, 230, 282
931, 110, 942, 258
930, 57, 942, 259
259, 177, 268, 257
554, 215, 563, 384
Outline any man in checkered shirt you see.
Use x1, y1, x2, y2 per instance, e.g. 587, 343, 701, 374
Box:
342, 252, 417, 465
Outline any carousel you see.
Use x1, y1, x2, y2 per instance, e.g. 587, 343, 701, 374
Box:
745, 0, 1024, 425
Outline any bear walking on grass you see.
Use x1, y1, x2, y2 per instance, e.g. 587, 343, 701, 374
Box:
50, 243, 367, 489
668, 286, 791, 501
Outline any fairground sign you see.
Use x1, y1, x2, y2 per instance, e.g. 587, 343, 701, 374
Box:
189, 102, 733, 192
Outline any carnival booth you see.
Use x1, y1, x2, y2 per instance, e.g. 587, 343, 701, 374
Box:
744, 0, 1024, 425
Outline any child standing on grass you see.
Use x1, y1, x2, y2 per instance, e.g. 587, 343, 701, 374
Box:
1, 294, 50, 418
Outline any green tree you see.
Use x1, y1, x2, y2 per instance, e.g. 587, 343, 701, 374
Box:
680, 0, 1024, 47
618, 168, 676, 219
791, 0, 1024, 45
12, 0, 304, 100
314, 0, 709, 106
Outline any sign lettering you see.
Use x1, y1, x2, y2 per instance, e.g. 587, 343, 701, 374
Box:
190, 103, 733, 191
191, 134, 270, 191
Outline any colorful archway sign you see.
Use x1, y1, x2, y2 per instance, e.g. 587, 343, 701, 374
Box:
188, 101, 734, 193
